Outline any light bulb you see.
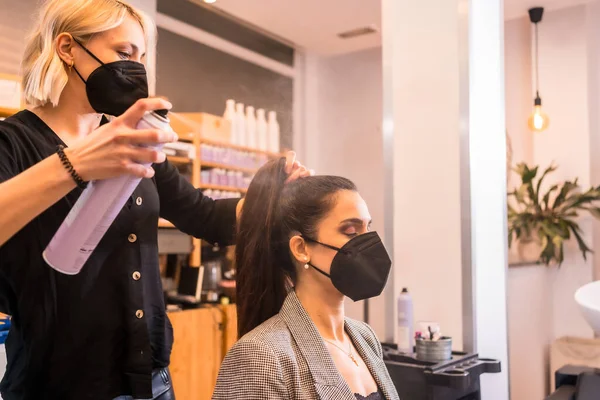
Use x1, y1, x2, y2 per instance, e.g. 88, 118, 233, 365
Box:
527, 95, 549, 132
528, 105, 550, 132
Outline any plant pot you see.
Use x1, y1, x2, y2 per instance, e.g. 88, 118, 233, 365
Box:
508, 231, 543, 265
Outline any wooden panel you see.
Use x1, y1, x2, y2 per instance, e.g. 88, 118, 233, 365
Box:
169, 112, 231, 144
169, 307, 225, 400
0, 106, 19, 118
221, 305, 238, 358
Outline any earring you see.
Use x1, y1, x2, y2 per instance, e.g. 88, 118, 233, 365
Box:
304, 264, 309, 270
68, 61, 73, 72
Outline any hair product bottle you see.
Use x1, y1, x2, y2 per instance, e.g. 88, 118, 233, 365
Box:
43, 110, 171, 275
397, 287, 414, 353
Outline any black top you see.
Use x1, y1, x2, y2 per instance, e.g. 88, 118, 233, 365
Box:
355, 392, 384, 400
0, 111, 239, 400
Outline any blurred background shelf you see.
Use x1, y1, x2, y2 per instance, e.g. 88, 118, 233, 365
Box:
198, 184, 247, 194
199, 137, 282, 159
200, 161, 257, 174
168, 156, 193, 165
0, 107, 19, 118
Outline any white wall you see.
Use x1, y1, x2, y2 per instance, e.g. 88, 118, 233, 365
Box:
505, 5, 595, 400
0, 0, 35, 75
126, 0, 158, 95
297, 47, 386, 335
299, 4, 598, 399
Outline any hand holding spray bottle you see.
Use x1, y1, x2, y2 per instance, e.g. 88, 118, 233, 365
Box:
43, 110, 173, 275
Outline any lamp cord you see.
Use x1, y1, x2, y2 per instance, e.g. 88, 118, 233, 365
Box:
535, 23, 540, 97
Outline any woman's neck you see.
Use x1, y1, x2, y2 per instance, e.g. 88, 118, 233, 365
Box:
30, 86, 101, 146
295, 284, 346, 342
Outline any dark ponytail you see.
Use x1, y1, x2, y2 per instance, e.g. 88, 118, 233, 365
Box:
235, 159, 357, 337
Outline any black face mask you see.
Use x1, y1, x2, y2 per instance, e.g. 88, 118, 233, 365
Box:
72, 38, 149, 116
304, 231, 392, 301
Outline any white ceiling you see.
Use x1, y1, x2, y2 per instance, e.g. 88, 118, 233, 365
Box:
211, 0, 589, 55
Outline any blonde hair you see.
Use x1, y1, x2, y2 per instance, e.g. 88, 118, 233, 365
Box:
22, 0, 156, 107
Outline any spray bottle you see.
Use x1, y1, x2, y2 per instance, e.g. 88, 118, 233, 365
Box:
43, 110, 172, 275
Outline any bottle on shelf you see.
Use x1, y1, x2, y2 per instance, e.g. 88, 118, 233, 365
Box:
227, 171, 235, 187
201, 170, 210, 184
256, 108, 268, 151
235, 103, 246, 147
245, 106, 257, 149
267, 111, 280, 154
223, 99, 237, 145
397, 287, 414, 354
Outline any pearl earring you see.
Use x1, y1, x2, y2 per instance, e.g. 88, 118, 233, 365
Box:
304, 264, 309, 269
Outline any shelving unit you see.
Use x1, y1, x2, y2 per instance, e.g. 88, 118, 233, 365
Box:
159, 111, 283, 271
201, 161, 256, 175
199, 137, 281, 159
0, 107, 19, 118
198, 183, 247, 194
167, 155, 193, 165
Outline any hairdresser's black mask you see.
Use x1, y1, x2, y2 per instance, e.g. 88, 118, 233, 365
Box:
304, 231, 392, 302
72, 38, 148, 116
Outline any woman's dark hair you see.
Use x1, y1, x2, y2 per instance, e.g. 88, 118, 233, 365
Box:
235, 158, 356, 337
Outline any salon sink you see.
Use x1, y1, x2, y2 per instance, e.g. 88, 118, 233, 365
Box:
575, 280, 600, 334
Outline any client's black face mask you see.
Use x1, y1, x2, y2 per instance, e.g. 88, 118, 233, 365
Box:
304, 231, 392, 301
72, 38, 148, 116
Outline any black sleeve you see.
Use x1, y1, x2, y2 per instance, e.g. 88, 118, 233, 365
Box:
0, 126, 18, 184
154, 159, 239, 246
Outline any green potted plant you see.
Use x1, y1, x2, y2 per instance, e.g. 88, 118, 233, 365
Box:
507, 163, 600, 265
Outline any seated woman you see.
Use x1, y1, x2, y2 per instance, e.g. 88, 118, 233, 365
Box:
212, 158, 400, 400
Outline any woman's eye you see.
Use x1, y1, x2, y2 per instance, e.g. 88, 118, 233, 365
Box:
118, 51, 131, 59
342, 228, 358, 237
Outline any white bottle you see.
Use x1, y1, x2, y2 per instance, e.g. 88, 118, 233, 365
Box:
245, 106, 257, 149
267, 111, 280, 153
223, 99, 237, 145
397, 287, 414, 354
235, 103, 246, 147
256, 109, 268, 151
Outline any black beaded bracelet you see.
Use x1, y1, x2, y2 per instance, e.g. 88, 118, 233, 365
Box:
57, 145, 88, 189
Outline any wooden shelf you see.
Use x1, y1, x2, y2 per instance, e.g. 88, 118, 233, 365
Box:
199, 184, 247, 194
199, 137, 282, 159
201, 161, 257, 174
168, 155, 192, 165
0, 107, 19, 118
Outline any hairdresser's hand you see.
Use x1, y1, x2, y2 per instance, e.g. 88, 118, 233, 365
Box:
284, 151, 314, 183
236, 151, 313, 220
65, 98, 178, 181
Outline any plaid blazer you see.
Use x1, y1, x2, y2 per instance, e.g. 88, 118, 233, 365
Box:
212, 291, 400, 400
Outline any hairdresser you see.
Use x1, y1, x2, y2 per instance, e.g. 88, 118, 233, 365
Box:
0, 1, 309, 399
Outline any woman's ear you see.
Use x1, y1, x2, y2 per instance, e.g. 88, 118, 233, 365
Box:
289, 235, 310, 265
55, 33, 75, 66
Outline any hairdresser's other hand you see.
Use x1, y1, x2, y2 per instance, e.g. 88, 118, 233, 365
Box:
285, 151, 313, 183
